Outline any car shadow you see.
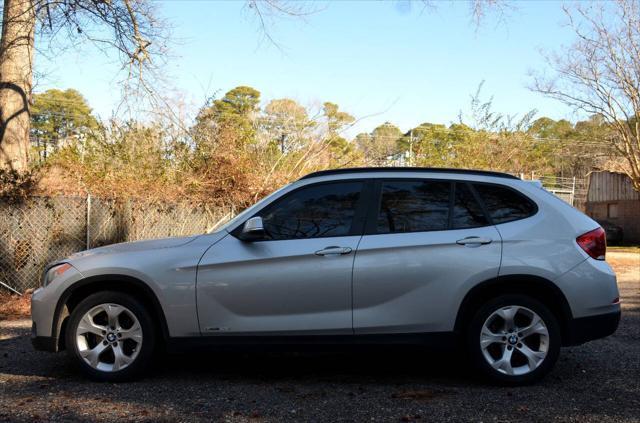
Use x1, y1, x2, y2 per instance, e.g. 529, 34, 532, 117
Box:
0, 328, 471, 385
150, 347, 472, 385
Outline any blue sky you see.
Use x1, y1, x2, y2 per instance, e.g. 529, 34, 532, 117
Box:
37, 0, 584, 137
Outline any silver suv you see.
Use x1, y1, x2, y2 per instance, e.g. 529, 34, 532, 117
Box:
31, 168, 621, 384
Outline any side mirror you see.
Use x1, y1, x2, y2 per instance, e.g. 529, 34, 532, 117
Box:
240, 216, 266, 241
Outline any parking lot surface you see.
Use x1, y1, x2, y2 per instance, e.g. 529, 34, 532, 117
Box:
1, 252, 638, 422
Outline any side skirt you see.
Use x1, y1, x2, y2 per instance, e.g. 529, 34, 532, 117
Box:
165, 332, 459, 354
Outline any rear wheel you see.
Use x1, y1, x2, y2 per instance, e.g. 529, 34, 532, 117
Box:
65, 291, 156, 382
467, 294, 561, 385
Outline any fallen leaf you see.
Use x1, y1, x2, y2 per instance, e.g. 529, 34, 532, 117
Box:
392, 389, 447, 401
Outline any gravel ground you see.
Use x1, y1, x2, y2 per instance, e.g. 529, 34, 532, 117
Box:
1, 252, 638, 422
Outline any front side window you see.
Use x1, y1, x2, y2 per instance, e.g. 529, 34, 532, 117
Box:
260, 182, 363, 240
473, 183, 536, 224
452, 183, 488, 229
377, 180, 450, 233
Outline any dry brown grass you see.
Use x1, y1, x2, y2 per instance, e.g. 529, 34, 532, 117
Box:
0, 291, 31, 320
607, 251, 640, 278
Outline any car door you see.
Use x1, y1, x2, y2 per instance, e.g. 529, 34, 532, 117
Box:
196, 180, 370, 336
352, 179, 502, 334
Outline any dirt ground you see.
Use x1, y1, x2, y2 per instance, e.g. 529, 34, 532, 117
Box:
0, 252, 638, 422
0, 291, 30, 321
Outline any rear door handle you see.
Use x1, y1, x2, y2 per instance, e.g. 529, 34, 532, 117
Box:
315, 246, 353, 256
456, 236, 492, 246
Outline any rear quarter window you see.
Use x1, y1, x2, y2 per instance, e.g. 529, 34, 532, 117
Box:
473, 183, 537, 224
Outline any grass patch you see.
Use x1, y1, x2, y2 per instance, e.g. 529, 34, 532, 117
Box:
609, 246, 640, 254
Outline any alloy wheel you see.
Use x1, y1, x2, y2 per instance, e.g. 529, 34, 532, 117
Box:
480, 305, 549, 376
75, 303, 143, 372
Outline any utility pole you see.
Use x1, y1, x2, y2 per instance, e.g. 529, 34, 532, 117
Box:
409, 130, 414, 167
86, 193, 92, 250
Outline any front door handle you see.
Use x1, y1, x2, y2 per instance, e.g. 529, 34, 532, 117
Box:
315, 246, 353, 256
456, 236, 492, 246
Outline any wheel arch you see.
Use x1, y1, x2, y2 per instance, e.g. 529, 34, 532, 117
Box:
52, 274, 170, 351
454, 274, 574, 345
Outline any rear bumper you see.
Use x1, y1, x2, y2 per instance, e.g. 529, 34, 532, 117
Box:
564, 309, 621, 346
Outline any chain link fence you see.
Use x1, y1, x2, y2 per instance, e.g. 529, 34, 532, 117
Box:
533, 176, 588, 211
0, 196, 234, 294
0, 175, 589, 295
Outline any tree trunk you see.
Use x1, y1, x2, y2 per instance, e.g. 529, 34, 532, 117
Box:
0, 0, 35, 172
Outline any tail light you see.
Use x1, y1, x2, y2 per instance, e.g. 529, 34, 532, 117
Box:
576, 227, 606, 260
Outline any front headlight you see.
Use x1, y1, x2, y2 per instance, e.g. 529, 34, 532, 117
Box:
43, 263, 73, 287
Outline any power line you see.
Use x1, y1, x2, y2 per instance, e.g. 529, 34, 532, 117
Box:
353, 132, 612, 146
31, 111, 97, 120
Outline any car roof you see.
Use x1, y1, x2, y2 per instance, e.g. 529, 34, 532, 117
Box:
299, 167, 520, 181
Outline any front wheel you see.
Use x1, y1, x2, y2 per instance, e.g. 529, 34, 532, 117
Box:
467, 294, 561, 385
65, 291, 156, 382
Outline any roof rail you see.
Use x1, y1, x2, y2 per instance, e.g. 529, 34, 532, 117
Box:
299, 167, 520, 180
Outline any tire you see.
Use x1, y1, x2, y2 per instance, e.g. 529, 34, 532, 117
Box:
65, 291, 156, 382
466, 294, 561, 385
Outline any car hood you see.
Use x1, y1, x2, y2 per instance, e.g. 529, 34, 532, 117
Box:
68, 234, 203, 259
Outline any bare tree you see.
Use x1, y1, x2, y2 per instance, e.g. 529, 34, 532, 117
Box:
0, 0, 35, 172
245, 0, 318, 48
0, 0, 166, 172
532, 0, 640, 191
0, 0, 312, 172
0, 0, 511, 172
417, 0, 511, 28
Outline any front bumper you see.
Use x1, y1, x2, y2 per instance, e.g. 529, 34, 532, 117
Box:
564, 309, 621, 346
31, 322, 59, 352
31, 265, 84, 353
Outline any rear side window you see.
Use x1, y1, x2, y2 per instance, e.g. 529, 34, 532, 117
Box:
377, 180, 450, 233
473, 183, 536, 224
452, 183, 488, 229
260, 182, 363, 240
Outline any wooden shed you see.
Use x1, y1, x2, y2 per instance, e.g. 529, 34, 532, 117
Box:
585, 171, 640, 244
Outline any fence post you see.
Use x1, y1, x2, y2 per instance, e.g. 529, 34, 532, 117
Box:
86, 194, 92, 250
